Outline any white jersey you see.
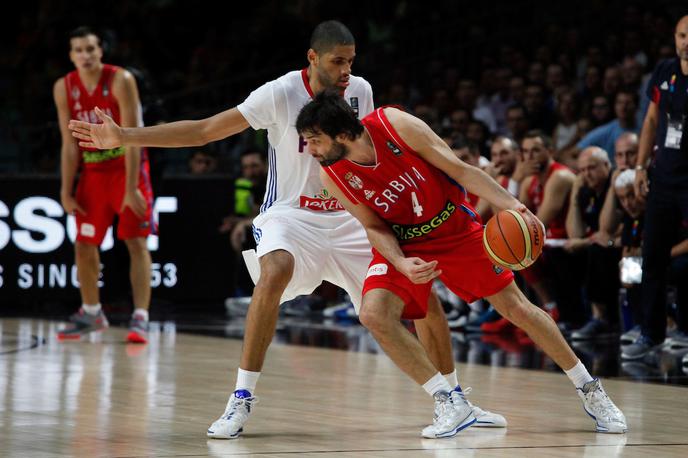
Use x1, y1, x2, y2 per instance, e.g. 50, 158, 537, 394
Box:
237, 69, 374, 223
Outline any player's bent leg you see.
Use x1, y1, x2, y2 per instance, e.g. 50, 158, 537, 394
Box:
486, 281, 627, 433
124, 237, 152, 343
360, 289, 439, 385
360, 289, 475, 438
414, 293, 454, 374
415, 294, 506, 428
487, 281, 577, 370
208, 249, 294, 440
240, 249, 294, 371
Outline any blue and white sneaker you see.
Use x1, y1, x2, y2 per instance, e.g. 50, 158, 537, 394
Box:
577, 379, 627, 433
421, 387, 476, 438
207, 389, 258, 439
460, 387, 507, 427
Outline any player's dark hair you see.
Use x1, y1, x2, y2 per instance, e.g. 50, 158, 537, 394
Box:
310, 20, 355, 54
523, 130, 553, 149
68, 26, 102, 47
296, 89, 364, 141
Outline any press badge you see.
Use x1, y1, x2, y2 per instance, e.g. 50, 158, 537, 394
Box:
665, 114, 684, 149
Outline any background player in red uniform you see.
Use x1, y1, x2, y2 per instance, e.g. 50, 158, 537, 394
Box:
54, 27, 153, 343
296, 90, 627, 436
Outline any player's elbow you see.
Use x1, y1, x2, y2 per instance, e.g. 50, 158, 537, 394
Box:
197, 120, 216, 146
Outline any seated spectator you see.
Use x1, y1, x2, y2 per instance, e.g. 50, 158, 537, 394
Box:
488, 136, 531, 197
612, 132, 638, 171
188, 149, 218, 175
579, 64, 602, 107
505, 103, 530, 144
597, 132, 639, 239
588, 95, 613, 128
488, 67, 514, 134
446, 108, 471, 141
576, 90, 639, 166
602, 66, 622, 98
524, 83, 555, 133
218, 148, 268, 296
553, 89, 580, 151
450, 139, 490, 216
611, 170, 688, 350
519, 130, 577, 324
565, 147, 620, 339
455, 78, 497, 133
508, 76, 526, 106
466, 119, 490, 157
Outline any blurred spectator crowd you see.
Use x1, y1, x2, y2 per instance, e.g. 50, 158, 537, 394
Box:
2, 1, 687, 369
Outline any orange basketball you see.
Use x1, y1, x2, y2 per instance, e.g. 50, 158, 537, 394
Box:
483, 209, 545, 271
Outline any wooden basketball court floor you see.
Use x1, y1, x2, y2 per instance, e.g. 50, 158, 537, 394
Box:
1, 318, 687, 457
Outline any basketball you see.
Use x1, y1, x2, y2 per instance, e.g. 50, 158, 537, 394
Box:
483, 209, 545, 271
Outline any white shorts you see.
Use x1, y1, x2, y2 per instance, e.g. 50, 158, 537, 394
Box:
244, 209, 372, 312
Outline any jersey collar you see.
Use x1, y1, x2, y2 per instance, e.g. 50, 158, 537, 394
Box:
301, 68, 315, 98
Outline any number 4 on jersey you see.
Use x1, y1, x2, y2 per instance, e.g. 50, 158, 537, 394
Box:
411, 192, 424, 217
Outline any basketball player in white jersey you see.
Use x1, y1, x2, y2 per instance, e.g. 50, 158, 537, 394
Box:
68, 21, 505, 438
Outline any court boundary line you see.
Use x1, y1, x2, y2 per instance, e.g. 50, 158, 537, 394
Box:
0, 333, 44, 355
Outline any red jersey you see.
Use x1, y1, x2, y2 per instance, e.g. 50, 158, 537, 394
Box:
466, 191, 480, 207
324, 108, 481, 245
526, 161, 570, 239
65, 64, 125, 170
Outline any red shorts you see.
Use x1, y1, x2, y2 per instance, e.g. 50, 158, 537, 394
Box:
75, 161, 154, 245
362, 226, 514, 319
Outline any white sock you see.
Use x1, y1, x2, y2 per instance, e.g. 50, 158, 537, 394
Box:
564, 360, 594, 389
235, 368, 261, 394
133, 308, 149, 321
423, 372, 453, 396
443, 369, 458, 389
82, 303, 101, 315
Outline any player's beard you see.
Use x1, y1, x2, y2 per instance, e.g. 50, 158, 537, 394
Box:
320, 141, 348, 166
316, 68, 346, 93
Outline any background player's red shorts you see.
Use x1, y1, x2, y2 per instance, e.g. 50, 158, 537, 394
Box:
75, 162, 154, 245
362, 226, 514, 320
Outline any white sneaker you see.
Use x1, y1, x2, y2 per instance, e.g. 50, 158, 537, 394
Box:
461, 387, 507, 427
577, 379, 627, 433
421, 388, 476, 439
207, 390, 258, 439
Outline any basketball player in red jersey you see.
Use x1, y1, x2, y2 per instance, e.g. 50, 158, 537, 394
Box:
54, 27, 153, 343
489, 136, 532, 198
520, 131, 575, 240
518, 131, 576, 325
296, 90, 627, 435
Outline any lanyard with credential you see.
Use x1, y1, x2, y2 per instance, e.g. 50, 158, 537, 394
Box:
667, 67, 688, 152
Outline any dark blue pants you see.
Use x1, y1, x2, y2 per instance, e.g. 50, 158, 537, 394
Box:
640, 181, 688, 342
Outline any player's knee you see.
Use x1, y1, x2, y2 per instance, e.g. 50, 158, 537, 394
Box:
258, 251, 294, 288
505, 298, 538, 326
75, 241, 97, 260
359, 301, 395, 334
359, 307, 384, 333
124, 238, 149, 257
